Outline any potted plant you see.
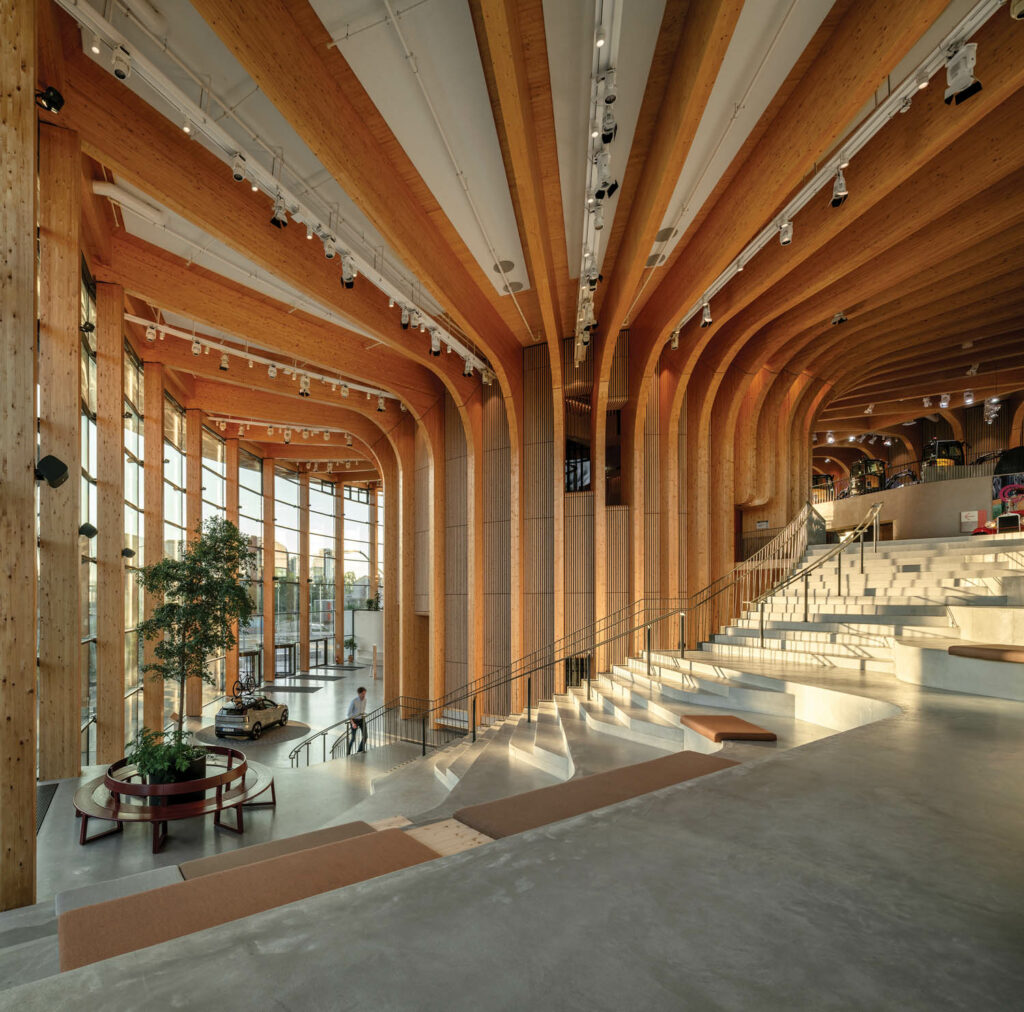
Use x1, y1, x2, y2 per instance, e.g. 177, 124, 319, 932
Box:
135, 517, 256, 788
344, 635, 358, 663
124, 727, 207, 805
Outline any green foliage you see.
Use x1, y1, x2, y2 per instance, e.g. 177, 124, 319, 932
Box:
137, 517, 256, 736
343, 636, 358, 653
124, 727, 205, 780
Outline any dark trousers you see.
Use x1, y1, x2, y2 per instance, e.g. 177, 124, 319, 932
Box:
347, 717, 366, 754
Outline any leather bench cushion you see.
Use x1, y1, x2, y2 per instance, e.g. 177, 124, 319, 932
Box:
948, 644, 1024, 663
453, 750, 737, 839
59, 828, 437, 971
681, 714, 777, 742
179, 820, 376, 880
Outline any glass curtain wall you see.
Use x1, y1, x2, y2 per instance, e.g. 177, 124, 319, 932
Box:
79, 271, 98, 760
122, 344, 145, 745
162, 396, 186, 720
238, 450, 264, 659
308, 479, 336, 663
201, 428, 226, 702
375, 488, 385, 599
273, 465, 301, 669
343, 486, 372, 609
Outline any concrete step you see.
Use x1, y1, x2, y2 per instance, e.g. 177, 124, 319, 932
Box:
731, 614, 951, 632
507, 701, 573, 779
567, 684, 687, 750
699, 640, 893, 672
718, 626, 894, 646
434, 722, 503, 789
744, 604, 955, 618
711, 631, 893, 658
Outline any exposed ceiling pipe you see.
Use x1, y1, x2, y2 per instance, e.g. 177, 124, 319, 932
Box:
91, 181, 169, 226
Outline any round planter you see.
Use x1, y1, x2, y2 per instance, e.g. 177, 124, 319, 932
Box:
147, 755, 208, 806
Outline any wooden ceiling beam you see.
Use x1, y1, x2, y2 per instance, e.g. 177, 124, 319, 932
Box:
54, 30, 477, 405
97, 232, 442, 416
191, 0, 522, 378
592, 0, 741, 349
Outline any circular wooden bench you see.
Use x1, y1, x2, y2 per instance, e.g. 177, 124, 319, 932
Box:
73, 746, 276, 853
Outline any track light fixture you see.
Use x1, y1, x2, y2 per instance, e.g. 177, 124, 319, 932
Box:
883, 438, 893, 447
298, 375, 311, 397
922, 397, 932, 408
430, 331, 441, 356
145, 325, 157, 343
268, 363, 278, 378
595, 27, 607, 48
864, 404, 874, 415
340, 384, 349, 398
700, 300, 712, 328
301, 429, 310, 440
270, 194, 288, 229
400, 308, 410, 330
219, 353, 229, 371
939, 393, 951, 408
593, 203, 605, 231
90, 33, 101, 55
463, 358, 474, 377
594, 151, 618, 200
779, 220, 793, 246
377, 396, 386, 413
848, 435, 856, 442
831, 167, 848, 208
944, 42, 981, 105
601, 108, 617, 144
217, 419, 227, 431
670, 328, 680, 350
826, 431, 835, 444
283, 429, 291, 444
35, 86, 65, 113
346, 433, 353, 447
111, 47, 131, 81
306, 224, 314, 241
341, 256, 356, 288
182, 116, 192, 135
35, 455, 69, 489
231, 155, 246, 182
191, 339, 201, 356
964, 390, 974, 405
322, 236, 336, 259
966, 362, 979, 376
602, 69, 617, 105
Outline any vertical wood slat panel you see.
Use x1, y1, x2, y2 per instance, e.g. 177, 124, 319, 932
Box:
606, 505, 630, 667
524, 345, 554, 696
564, 493, 594, 637
963, 401, 1012, 459
0, 1, 38, 909
678, 392, 688, 601
482, 384, 511, 714
414, 426, 430, 615
444, 394, 468, 696
37, 123, 82, 780
142, 364, 164, 731
644, 377, 660, 599
95, 283, 125, 762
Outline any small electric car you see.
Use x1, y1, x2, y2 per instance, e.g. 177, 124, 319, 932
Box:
215, 696, 288, 740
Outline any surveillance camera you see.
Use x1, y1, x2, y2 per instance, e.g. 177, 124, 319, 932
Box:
779, 220, 793, 246
231, 155, 245, 182
111, 48, 131, 81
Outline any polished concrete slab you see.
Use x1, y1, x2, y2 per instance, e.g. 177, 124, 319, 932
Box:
8, 660, 1023, 1010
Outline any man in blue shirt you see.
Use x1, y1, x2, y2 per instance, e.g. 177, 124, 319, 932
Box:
347, 686, 368, 754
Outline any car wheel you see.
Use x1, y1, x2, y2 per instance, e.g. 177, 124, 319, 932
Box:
215, 731, 225, 739
280, 709, 288, 727
251, 723, 263, 740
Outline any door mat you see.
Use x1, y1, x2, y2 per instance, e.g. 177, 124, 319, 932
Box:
279, 673, 346, 681
263, 685, 322, 693
37, 783, 59, 834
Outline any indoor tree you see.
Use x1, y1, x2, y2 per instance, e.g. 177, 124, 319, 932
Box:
137, 516, 256, 737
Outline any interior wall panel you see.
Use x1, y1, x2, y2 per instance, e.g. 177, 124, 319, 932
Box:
414, 426, 430, 615
444, 393, 468, 695
564, 492, 594, 637
644, 377, 660, 599
483, 384, 511, 688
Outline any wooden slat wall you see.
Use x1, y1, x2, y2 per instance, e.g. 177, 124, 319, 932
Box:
524, 346, 554, 663
963, 402, 1012, 458
564, 493, 594, 636
562, 335, 627, 408
678, 393, 688, 598
644, 376, 660, 598
606, 506, 630, 615
444, 393, 468, 695
482, 384, 511, 681
414, 425, 430, 616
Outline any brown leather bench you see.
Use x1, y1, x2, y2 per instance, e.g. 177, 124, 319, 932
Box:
681, 714, 777, 742
179, 820, 375, 879
59, 828, 438, 971
948, 644, 1024, 663
453, 750, 738, 839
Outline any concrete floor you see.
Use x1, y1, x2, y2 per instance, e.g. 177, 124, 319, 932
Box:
6, 659, 1023, 1010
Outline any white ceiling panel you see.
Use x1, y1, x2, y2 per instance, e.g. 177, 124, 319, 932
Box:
312, 0, 531, 296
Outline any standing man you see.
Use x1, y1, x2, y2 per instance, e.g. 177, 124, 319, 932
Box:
347, 686, 368, 754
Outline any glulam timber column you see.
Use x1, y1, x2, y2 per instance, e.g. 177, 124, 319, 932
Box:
396, 415, 422, 704
225, 438, 239, 687
381, 455, 400, 700
299, 472, 310, 672
0, 0, 37, 911
262, 458, 276, 684
37, 122, 81, 780
421, 402, 446, 703
141, 364, 165, 732
334, 481, 345, 665
95, 283, 125, 761
184, 408, 203, 716
464, 389, 485, 695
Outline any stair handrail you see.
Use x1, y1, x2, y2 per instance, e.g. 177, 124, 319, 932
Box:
290, 502, 825, 766
748, 501, 882, 646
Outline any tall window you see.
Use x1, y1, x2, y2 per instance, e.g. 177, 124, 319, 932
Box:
123, 344, 145, 745
201, 427, 226, 522
309, 479, 336, 658
162, 396, 186, 721
343, 485, 372, 609
238, 450, 264, 654
375, 487, 385, 599
80, 270, 98, 756
274, 465, 301, 653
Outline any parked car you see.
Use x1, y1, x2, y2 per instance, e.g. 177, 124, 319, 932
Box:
215, 696, 288, 740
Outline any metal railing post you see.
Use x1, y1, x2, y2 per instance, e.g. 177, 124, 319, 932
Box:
837, 543, 842, 595
527, 677, 532, 724
803, 573, 809, 624
472, 695, 477, 743
759, 600, 765, 649
646, 624, 652, 682
421, 714, 427, 756
322, 734, 326, 763
679, 611, 685, 655
874, 510, 879, 552
860, 530, 865, 574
